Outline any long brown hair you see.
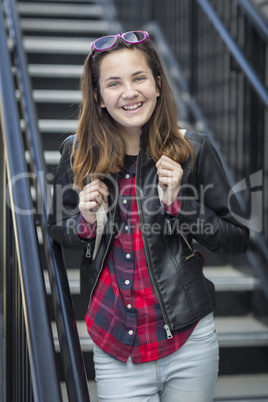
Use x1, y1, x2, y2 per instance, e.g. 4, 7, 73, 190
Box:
71, 36, 193, 188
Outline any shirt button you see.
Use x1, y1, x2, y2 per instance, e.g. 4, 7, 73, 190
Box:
125, 173, 130, 179
126, 253, 131, 259
128, 330, 133, 335
122, 199, 127, 205
125, 225, 129, 231
125, 279, 130, 285
127, 304, 132, 309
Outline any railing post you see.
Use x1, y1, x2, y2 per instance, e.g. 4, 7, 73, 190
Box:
189, 0, 199, 95
0, 126, 7, 402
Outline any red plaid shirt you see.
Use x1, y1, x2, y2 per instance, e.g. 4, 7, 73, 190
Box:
80, 157, 196, 363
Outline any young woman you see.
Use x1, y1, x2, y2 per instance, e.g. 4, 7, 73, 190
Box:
48, 31, 249, 401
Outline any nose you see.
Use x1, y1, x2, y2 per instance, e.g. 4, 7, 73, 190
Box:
122, 84, 138, 100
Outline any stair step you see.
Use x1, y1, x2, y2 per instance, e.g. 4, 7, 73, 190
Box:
23, 36, 93, 54
44, 269, 80, 294
60, 375, 268, 402
16, 89, 81, 102
20, 18, 119, 33
28, 64, 83, 77
51, 315, 268, 353
215, 374, 268, 401
216, 315, 268, 347
61, 381, 98, 402
52, 320, 93, 352
44, 266, 259, 293
204, 265, 259, 292
18, 3, 103, 18
21, 118, 78, 133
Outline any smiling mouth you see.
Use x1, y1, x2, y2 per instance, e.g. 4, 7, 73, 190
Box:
122, 102, 143, 111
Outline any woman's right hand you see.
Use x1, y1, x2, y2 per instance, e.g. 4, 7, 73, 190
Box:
79, 179, 109, 225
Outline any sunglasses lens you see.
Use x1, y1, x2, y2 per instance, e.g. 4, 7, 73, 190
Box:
94, 36, 116, 50
123, 31, 146, 43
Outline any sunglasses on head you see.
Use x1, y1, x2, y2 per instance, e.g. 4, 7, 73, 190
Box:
91, 30, 149, 53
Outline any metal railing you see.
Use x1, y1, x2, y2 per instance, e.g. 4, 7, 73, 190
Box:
112, 0, 268, 296
0, 3, 62, 400
1, 0, 91, 400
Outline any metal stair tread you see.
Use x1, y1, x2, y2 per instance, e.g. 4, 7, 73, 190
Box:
215, 315, 268, 347
34, 89, 81, 102
44, 269, 80, 294
214, 373, 268, 400
16, 88, 81, 102
61, 380, 98, 402
204, 265, 259, 291
23, 36, 94, 53
60, 375, 268, 402
52, 320, 93, 352
20, 18, 119, 33
18, 2, 104, 17
21, 118, 78, 133
52, 315, 268, 352
43, 264, 260, 292
28, 64, 83, 77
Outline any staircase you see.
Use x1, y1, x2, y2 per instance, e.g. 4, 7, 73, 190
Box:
16, 0, 268, 401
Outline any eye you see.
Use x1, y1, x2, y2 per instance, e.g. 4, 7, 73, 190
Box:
135, 76, 145, 82
108, 82, 119, 88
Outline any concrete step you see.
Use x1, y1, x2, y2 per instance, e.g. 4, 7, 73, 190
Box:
20, 18, 119, 34
60, 374, 268, 402
18, 2, 104, 18
51, 315, 268, 353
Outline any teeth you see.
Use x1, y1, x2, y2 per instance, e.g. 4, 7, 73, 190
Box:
123, 103, 142, 110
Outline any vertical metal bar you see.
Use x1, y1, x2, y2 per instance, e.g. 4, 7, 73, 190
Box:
0, 127, 6, 402
4, 199, 14, 402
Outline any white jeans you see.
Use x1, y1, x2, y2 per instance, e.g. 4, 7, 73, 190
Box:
93, 313, 219, 402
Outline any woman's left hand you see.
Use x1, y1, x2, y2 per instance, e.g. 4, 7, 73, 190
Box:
156, 155, 183, 206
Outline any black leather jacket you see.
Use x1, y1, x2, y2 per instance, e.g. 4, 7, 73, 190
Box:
48, 131, 249, 332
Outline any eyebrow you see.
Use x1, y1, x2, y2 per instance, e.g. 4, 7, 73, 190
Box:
104, 70, 148, 82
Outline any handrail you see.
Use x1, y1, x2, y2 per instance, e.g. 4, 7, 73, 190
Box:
237, 0, 268, 42
3, 0, 91, 400
0, 4, 62, 401
195, 0, 268, 107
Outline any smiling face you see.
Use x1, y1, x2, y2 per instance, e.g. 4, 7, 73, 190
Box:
97, 48, 160, 142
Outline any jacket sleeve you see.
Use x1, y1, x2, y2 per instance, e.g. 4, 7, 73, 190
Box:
178, 135, 249, 255
47, 135, 95, 250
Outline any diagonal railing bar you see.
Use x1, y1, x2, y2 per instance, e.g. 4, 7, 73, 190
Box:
0, 3, 62, 401
3, 0, 91, 400
196, 0, 268, 107
237, 0, 268, 42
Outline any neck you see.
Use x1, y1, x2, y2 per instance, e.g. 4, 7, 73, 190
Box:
122, 129, 141, 156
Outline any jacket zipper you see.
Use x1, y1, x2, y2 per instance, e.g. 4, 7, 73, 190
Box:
179, 231, 195, 260
88, 175, 119, 305
86, 242, 92, 258
135, 152, 173, 340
